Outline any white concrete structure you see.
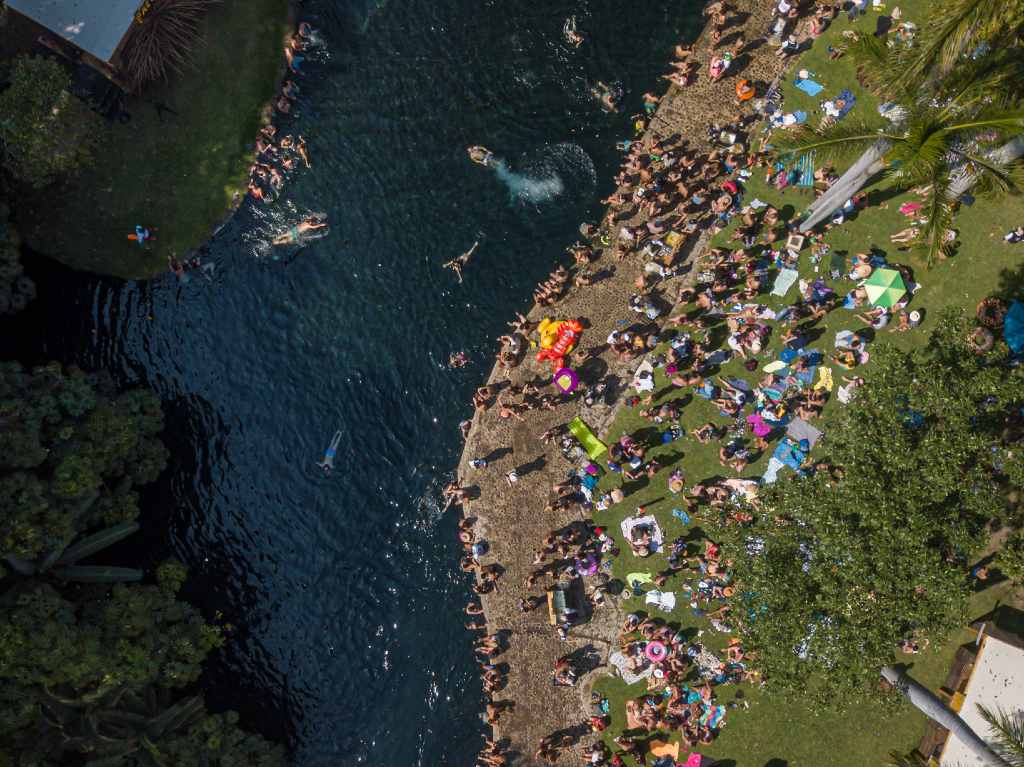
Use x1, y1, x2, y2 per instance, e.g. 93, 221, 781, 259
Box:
941, 633, 1024, 767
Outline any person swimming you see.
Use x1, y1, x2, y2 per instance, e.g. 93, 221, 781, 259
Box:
467, 146, 494, 167
272, 214, 328, 246
317, 430, 343, 473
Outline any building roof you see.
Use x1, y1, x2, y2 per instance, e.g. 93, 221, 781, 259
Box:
941, 633, 1024, 767
7, 0, 141, 63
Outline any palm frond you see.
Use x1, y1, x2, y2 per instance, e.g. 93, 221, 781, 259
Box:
954, 151, 1024, 198
912, 169, 957, 267
888, 118, 951, 188
772, 120, 897, 166
978, 705, 1024, 766
899, 0, 1019, 87
119, 0, 219, 92
846, 35, 901, 98
937, 47, 1024, 112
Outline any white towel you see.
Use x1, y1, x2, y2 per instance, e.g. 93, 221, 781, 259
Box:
620, 515, 664, 554
771, 268, 800, 297
645, 590, 677, 612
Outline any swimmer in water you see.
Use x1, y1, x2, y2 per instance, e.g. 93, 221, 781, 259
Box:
297, 136, 311, 169
467, 146, 494, 167
442, 240, 479, 284
591, 81, 619, 112
564, 16, 584, 46
317, 430, 342, 474
272, 215, 327, 245
449, 351, 469, 368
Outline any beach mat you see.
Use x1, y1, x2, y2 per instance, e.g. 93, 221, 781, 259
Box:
794, 78, 824, 96
787, 417, 823, 448
569, 416, 607, 460
771, 268, 800, 297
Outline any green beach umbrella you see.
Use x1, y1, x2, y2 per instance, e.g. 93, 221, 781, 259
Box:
863, 268, 907, 308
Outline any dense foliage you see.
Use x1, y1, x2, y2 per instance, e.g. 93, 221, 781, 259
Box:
0, 363, 286, 766
0, 362, 168, 561
0, 200, 34, 315
0, 56, 100, 187
724, 311, 1023, 699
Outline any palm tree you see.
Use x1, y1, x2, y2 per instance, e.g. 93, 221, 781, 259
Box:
885, 0, 1024, 96
775, 107, 1024, 263
779, 0, 1024, 262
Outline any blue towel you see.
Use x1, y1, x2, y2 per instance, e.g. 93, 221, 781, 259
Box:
836, 90, 856, 119
794, 110, 808, 124
794, 78, 824, 96
672, 508, 691, 524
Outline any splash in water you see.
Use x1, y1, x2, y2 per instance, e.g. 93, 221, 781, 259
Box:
479, 143, 595, 205
490, 158, 565, 203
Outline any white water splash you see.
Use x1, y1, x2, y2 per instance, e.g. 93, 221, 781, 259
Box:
491, 158, 565, 203
484, 142, 595, 205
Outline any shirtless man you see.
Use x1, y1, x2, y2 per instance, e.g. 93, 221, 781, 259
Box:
443, 241, 480, 283
272, 215, 327, 245
297, 136, 312, 168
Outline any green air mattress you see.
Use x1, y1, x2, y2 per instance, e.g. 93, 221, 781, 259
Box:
569, 416, 607, 460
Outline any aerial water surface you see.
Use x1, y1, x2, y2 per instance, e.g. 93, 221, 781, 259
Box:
7, 1, 701, 763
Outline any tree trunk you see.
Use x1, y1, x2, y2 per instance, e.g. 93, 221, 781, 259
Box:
798, 140, 890, 232
947, 135, 1024, 199
797, 135, 1024, 232
880, 665, 1010, 767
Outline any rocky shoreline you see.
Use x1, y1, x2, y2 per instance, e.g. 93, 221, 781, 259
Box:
456, 0, 792, 763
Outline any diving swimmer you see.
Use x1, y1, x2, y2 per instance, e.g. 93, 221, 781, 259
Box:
317, 430, 343, 474
563, 16, 584, 46
443, 241, 479, 284
467, 146, 494, 167
272, 214, 328, 246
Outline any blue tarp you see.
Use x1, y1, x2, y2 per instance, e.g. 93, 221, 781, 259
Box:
1005, 300, 1024, 353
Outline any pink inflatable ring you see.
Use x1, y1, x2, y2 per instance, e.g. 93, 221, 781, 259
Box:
645, 640, 668, 663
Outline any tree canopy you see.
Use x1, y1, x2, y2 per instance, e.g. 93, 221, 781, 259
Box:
724, 310, 1023, 699
0, 361, 285, 766
0, 199, 35, 316
0, 361, 168, 561
0, 56, 100, 188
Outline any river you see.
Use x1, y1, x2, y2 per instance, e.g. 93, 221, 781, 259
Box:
3, 1, 700, 763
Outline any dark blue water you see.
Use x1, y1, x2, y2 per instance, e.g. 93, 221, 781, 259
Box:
4, 1, 700, 764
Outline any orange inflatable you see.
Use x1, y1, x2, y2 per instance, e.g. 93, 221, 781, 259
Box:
535, 318, 583, 369
735, 79, 755, 101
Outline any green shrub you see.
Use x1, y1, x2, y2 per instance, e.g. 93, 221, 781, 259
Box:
0, 56, 100, 187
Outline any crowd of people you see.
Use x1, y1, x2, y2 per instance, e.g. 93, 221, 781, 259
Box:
450, 1, 947, 765
248, 24, 315, 205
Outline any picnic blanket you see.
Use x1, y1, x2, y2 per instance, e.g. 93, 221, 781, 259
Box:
794, 77, 824, 96
621, 515, 664, 555
1005, 300, 1024, 353
773, 440, 806, 470
771, 268, 800, 297
632, 359, 656, 392
795, 153, 815, 188
813, 366, 834, 392
645, 589, 677, 612
787, 417, 823, 448
626, 571, 654, 594
693, 646, 724, 680
610, 651, 653, 686
568, 417, 607, 460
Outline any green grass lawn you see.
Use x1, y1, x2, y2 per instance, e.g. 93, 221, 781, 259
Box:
17, 0, 290, 279
585, 2, 1024, 764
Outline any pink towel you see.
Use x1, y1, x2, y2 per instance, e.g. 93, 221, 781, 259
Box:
747, 413, 772, 437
